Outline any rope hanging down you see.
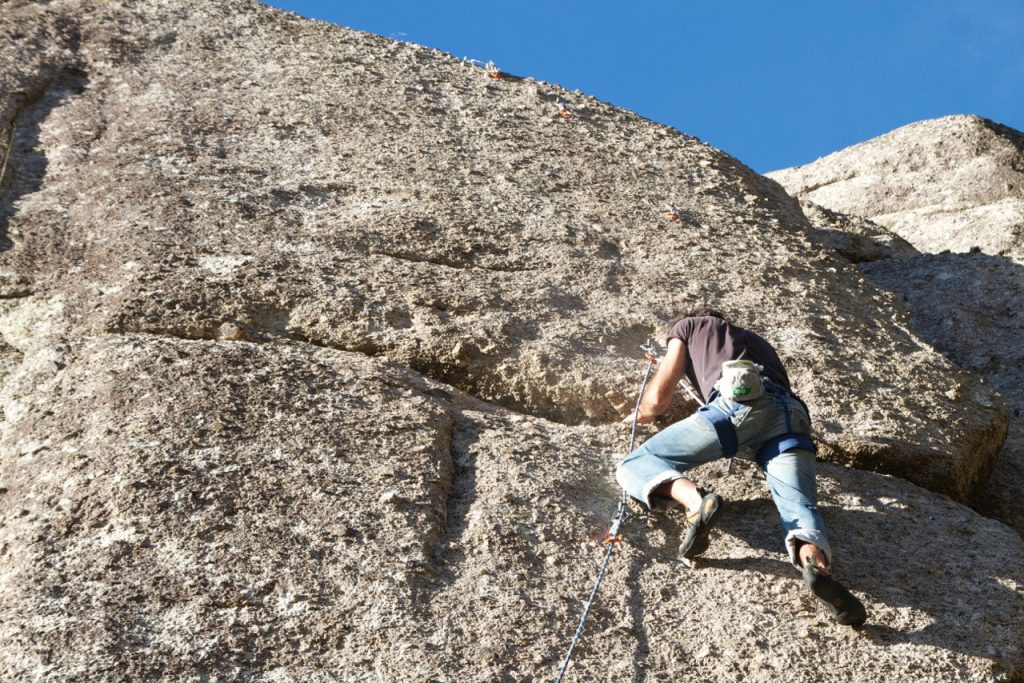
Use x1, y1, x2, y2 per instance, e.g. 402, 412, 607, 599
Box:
553, 342, 658, 683
0, 122, 17, 190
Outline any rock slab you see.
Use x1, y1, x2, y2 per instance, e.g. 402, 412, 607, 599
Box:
771, 114, 1024, 537
0, 335, 1020, 681
767, 114, 1024, 258
0, 1, 1021, 681
0, 0, 1008, 502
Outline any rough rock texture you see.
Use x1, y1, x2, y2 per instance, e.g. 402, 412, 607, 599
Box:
0, 1, 82, 265
771, 115, 1024, 537
1, 1, 1022, 681
0, 333, 1021, 681
767, 115, 1024, 258
798, 199, 918, 263
862, 252, 1024, 535
0, 0, 1007, 502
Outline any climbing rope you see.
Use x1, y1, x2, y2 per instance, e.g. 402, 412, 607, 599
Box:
553, 342, 657, 683
0, 121, 16, 189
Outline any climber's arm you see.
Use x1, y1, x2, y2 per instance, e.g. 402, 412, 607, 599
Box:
623, 338, 688, 424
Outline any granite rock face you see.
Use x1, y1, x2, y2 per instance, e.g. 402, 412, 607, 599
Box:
1, 1, 1022, 681
772, 115, 1024, 538
767, 115, 1024, 258
0, 334, 1021, 682
862, 252, 1024, 536
0, 0, 1007, 500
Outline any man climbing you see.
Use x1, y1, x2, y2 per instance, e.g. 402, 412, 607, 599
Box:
616, 308, 867, 627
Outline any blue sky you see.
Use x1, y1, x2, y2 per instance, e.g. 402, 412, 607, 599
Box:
265, 1, 1024, 173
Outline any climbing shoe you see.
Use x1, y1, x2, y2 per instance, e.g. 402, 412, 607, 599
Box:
679, 491, 722, 559
802, 563, 867, 628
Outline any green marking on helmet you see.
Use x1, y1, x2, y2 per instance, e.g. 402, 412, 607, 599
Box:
733, 386, 751, 397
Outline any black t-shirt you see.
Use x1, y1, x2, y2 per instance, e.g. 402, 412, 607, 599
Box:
667, 316, 791, 403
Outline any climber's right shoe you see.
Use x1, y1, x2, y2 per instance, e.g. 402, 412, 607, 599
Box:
679, 491, 722, 559
802, 563, 868, 628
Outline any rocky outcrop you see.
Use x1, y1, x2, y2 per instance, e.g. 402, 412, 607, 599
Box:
798, 199, 918, 263
862, 251, 1024, 535
0, 0, 1007, 502
0, 333, 1021, 681
767, 115, 1024, 257
1, 1, 1022, 681
771, 115, 1024, 538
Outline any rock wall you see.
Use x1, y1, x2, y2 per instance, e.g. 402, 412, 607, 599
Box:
797, 199, 918, 264
1, 1, 1022, 681
771, 115, 1024, 539
1, 333, 1021, 681
862, 252, 1024, 535
767, 115, 1024, 258
0, 0, 1007, 501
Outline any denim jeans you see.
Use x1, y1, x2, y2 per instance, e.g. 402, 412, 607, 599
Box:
615, 390, 831, 566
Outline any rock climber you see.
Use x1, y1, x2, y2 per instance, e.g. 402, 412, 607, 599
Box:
616, 308, 867, 627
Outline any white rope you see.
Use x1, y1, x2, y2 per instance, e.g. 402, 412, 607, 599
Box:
553, 345, 657, 682
0, 121, 16, 189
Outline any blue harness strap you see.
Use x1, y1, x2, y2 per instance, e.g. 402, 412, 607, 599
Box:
755, 433, 817, 467
696, 399, 742, 458
697, 380, 817, 463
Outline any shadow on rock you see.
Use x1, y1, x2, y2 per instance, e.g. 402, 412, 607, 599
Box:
1, 67, 88, 254
709, 495, 1023, 663
861, 250, 1024, 536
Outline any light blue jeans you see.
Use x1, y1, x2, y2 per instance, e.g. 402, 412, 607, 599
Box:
616, 390, 831, 567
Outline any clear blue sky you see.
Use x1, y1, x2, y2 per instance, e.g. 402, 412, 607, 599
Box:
264, 1, 1024, 173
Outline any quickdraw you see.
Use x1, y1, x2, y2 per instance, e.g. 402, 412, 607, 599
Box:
485, 60, 505, 79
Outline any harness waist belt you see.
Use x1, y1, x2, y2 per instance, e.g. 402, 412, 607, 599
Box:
697, 381, 815, 462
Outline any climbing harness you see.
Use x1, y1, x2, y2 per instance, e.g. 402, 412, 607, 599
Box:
698, 375, 817, 478
754, 380, 816, 465
697, 399, 743, 471
553, 342, 657, 683
693, 359, 820, 474
674, 368, 740, 476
